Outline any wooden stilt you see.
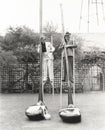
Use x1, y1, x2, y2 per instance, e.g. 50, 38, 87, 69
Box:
60, 3, 73, 105
60, 53, 63, 108
73, 38, 76, 106
59, 3, 81, 123
51, 35, 54, 96
38, 0, 43, 102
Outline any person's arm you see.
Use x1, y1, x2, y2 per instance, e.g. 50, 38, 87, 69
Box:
37, 44, 41, 53
49, 42, 55, 52
65, 44, 77, 48
58, 41, 65, 50
66, 40, 77, 48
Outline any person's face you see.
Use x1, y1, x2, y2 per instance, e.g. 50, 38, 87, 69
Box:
65, 35, 70, 42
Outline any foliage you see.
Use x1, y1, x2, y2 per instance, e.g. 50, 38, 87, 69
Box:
43, 22, 58, 38
0, 25, 91, 92
0, 50, 18, 90
81, 50, 105, 64
0, 26, 40, 91
0, 50, 17, 66
1, 26, 40, 63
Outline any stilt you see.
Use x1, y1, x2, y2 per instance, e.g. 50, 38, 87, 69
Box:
60, 52, 63, 108
38, 0, 43, 102
73, 38, 76, 105
60, 3, 73, 105
59, 4, 81, 123
51, 35, 55, 96
25, 0, 51, 120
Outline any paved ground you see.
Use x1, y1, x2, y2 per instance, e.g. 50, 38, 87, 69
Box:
0, 91, 105, 130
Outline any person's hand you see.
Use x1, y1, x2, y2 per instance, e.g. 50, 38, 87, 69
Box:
66, 45, 77, 48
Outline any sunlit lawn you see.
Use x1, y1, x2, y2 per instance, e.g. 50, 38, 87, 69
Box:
0, 92, 105, 130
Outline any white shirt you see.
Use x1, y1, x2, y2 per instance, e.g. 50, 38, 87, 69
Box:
38, 42, 55, 60
43, 42, 55, 60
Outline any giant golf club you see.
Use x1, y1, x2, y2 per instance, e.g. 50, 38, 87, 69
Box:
59, 4, 81, 123
25, 0, 51, 121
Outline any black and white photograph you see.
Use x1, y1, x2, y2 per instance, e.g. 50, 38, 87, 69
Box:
0, 0, 105, 130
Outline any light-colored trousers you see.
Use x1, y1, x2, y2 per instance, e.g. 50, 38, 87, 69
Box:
42, 58, 54, 82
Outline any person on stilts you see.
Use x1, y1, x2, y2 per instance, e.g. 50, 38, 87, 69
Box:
40, 35, 55, 91
62, 32, 74, 82
59, 32, 81, 123
25, 35, 53, 120
25, 0, 51, 121
60, 32, 77, 103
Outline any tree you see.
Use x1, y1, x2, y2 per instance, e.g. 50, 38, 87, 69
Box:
0, 50, 17, 66
72, 34, 85, 62
0, 27, 41, 92
81, 46, 105, 64
1, 26, 40, 62
43, 22, 58, 39
0, 50, 18, 92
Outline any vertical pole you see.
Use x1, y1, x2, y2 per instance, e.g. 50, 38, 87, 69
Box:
101, 0, 105, 22
79, 0, 84, 31
60, 4, 64, 108
60, 4, 73, 105
51, 35, 54, 96
103, 72, 104, 91
102, 66, 104, 91
73, 38, 76, 105
91, 66, 93, 90
60, 53, 63, 108
60, 4, 65, 36
97, 65, 99, 90
39, 0, 42, 36
95, 0, 99, 25
38, 0, 43, 102
88, 0, 90, 32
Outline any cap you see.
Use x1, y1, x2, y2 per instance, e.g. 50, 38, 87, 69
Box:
41, 35, 46, 40
65, 32, 71, 36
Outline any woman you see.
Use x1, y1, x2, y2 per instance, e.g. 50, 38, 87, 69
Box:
40, 35, 55, 86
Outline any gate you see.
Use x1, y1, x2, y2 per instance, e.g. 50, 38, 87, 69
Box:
77, 57, 105, 91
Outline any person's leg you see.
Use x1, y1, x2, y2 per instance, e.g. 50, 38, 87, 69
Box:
63, 57, 67, 81
68, 56, 73, 83
48, 59, 55, 94
48, 59, 54, 83
67, 56, 73, 104
42, 59, 48, 84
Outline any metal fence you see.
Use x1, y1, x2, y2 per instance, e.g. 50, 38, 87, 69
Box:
0, 57, 105, 93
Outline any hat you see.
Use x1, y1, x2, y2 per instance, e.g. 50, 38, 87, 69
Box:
65, 32, 71, 36
41, 35, 46, 40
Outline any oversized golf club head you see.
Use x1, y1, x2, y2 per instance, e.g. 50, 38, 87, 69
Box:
25, 101, 51, 121
59, 104, 81, 123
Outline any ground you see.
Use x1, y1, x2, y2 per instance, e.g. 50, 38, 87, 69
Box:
0, 91, 105, 130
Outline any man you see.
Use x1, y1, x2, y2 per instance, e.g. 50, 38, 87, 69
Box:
40, 35, 55, 86
61, 32, 77, 83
